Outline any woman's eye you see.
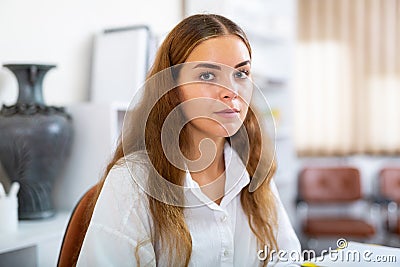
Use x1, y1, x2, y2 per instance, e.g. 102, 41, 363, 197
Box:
234, 70, 249, 79
199, 72, 215, 81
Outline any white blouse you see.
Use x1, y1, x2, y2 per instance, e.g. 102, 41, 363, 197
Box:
77, 144, 301, 266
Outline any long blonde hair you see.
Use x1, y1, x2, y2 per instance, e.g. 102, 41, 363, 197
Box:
93, 14, 278, 266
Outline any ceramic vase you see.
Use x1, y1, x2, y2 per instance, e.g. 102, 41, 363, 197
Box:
0, 64, 73, 219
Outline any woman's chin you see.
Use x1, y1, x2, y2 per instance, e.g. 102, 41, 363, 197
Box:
214, 123, 242, 138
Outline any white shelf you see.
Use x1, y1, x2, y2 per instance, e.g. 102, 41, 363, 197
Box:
0, 211, 70, 266
0, 211, 70, 254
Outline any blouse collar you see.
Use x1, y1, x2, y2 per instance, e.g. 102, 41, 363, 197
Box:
184, 142, 250, 210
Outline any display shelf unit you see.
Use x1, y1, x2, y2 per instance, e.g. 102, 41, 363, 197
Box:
0, 102, 128, 267
0, 211, 70, 267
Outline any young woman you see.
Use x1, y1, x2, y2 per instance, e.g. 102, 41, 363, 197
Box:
77, 14, 301, 266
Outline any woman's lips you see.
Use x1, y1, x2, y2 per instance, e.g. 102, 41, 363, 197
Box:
214, 108, 240, 118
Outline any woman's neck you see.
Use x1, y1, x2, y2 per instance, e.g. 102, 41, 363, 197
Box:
186, 134, 226, 204
186, 134, 225, 178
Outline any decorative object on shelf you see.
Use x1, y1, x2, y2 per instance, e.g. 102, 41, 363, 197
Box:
0, 181, 19, 232
0, 64, 73, 220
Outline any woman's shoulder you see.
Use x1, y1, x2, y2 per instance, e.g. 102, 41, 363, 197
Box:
91, 152, 153, 229
80, 152, 155, 265
103, 151, 151, 203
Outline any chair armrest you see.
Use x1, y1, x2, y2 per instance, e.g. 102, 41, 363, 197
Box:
367, 194, 392, 205
365, 194, 399, 231
295, 196, 305, 206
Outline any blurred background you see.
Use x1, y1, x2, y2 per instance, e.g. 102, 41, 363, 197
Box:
0, 0, 399, 266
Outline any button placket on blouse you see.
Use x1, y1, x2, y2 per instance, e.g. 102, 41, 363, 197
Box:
214, 209, 234, 265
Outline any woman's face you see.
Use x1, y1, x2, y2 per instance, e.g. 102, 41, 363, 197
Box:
178, 35, 252, 138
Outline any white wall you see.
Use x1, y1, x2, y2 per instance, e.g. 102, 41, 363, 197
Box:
0, 0, 181, 106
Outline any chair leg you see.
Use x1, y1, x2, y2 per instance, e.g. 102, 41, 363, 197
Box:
306, 238, 318, 251
387, 233, 400, 248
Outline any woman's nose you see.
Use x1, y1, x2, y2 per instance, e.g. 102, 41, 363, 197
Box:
220, 87, 238, 100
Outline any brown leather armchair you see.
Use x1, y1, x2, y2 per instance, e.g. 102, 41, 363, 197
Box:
57, 184, 99, 267
296, 167, 376, 247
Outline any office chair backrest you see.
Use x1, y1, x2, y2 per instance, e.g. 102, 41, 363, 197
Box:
57, 184, 99, 267
379, 167, 400, 203
299, 167, 362, 203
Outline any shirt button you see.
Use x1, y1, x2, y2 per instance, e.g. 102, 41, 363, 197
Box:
220, 215, 227, 222
223, 249, 229, 257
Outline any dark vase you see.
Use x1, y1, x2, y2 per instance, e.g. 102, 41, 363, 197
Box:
0, 64, 73, 219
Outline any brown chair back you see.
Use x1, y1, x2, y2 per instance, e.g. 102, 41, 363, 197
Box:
379, 167, 400, 203
299, 167, 362, 203
57, 184, 99, 267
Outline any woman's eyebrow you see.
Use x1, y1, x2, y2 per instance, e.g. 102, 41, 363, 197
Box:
192, 63, 221, 70
234, 60, 251, 68
192, 60, 251, 70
